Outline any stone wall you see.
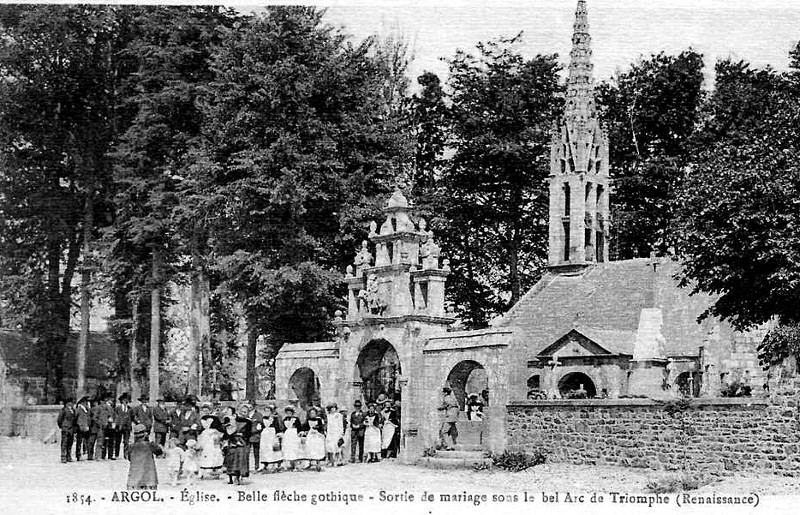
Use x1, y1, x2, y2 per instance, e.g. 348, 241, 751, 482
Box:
506, 380, 800, 476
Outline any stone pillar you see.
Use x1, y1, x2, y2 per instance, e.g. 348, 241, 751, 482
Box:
548, 176, 564, 265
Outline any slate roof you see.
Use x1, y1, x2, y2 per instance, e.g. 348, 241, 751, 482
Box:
0, 329, 117, 378
496, 258, 732, 358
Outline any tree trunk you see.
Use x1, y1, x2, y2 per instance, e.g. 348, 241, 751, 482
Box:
130, 293, 141, 401
149, 249, 161, 403
188, 238, 210, 396
245, 320, 258, 401
76, 190, 94, 397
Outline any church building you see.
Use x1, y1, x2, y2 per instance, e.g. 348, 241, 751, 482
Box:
275, 0, 763, 461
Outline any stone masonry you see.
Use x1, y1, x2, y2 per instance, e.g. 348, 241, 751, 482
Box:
506, 378, 800, 476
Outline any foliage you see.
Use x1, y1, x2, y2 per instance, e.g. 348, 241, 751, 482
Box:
758, 322, 800, 369
433, 34, 563, 326
197, 6, 412, 348
673, 62, 800, 331
564, 389, 588, 399
487, 449, 547, 472
646, 472, 706, 494
596, 50, 705, 259
720, 381, 752, 398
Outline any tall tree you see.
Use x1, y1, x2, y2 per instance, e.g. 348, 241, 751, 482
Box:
436, 35, 563, 326
596, 50, 704, 259
673, 58, 800, 343
107, 6, 235, 400
0, 6, 133, 400
196, 7, 412, 396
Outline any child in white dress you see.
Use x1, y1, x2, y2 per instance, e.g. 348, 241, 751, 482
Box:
164, 436, 185, 486
304, 407, 326, 472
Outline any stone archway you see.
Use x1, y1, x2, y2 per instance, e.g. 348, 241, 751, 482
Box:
675, 371, 701, 398
288, 367, 320, 410
446, 360, 488, 411
558, 371, 597, 398
356, 339, 401, 403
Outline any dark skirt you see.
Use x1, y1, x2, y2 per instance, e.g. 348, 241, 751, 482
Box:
126, 440, 161, 489
224, 444, 249, 476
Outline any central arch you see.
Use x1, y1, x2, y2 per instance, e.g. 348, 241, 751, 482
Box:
446, 360, 488, 411
558, 371, 597, 398
356, 339, 401, 403
288, 367, 320, 410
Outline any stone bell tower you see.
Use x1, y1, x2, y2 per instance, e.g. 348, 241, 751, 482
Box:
548, 0, 610, 268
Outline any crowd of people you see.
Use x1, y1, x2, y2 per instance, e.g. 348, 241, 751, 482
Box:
56, 392, 402, 489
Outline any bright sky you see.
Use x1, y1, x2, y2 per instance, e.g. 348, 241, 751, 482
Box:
314, 0, 800, 89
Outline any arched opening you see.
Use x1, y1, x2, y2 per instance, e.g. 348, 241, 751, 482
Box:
288, 367, 320, 411
558, 372, 597, 398
356, 339, 401, 403
446, 360, 488, 411
675, 371, 701, 398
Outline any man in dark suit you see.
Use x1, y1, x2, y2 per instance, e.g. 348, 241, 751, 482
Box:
100, 394, 117, 459
245, 402, 263, 468
349, 400, 366, 463
174, 397, 199, 444
131, 395, 154, 435
75, 396, 91, 460
88, 396, 110, 460
57, 398, 76, 463
152, 398, 170, 447
115, 393, 132, 459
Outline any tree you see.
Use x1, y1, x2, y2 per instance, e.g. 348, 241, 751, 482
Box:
106, 6, 235, 401
410, 71, 448, 199
673, 60, 800, 334
196, 7, 412, 398
436, 35, 563, 326
0, 5, 132, 400
596, 50, 705, 259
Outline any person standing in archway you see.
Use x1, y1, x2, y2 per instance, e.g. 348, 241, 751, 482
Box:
437, 386, 459, 450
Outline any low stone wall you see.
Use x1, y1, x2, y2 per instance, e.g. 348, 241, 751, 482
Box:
507, 386, 800, 476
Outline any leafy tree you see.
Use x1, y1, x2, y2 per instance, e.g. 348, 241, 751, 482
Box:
410, 71, 448, 200
436, 34, 563, 326
102, 6, 236, 400
0, 5, 132, 400
673, 61, 799, 333
197, 7, 412, 398
596, 50, 704, 259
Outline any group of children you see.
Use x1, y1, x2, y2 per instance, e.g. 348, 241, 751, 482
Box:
122, 395, 402, 490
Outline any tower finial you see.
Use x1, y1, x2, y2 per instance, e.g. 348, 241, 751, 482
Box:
565, 0, 595, 123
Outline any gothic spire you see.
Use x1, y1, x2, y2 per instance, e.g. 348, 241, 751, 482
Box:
565, 0, 596, 123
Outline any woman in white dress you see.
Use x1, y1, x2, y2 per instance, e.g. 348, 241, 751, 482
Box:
197, 416, 224, 479
281, 406, 302, 471
380, 401, 396, 459
364, 402, 382, 462
325, 403, 345, 466
304, 407, 326, 471
258, 406, 283, 473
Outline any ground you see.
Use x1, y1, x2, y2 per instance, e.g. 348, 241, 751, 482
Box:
0, 437, 797, 515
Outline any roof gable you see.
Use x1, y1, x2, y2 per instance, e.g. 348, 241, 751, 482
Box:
538, 328, 614, 357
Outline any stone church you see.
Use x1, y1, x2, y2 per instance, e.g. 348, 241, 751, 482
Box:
275, 0, 763, 461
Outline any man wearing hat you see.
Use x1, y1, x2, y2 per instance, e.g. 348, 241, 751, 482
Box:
437, 386, 459, 450
152, 398, 170, 447
75, 396, 91, 460
56, 398, 77, 463
245, 402, 263, 469
100, 393, 117, 459
115, 393, 132, 460
174, 396, 199, 444
131, 395, 154, 435
89, 395, 111, 460
349, 399, 366, 463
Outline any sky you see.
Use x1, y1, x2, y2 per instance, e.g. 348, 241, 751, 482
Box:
313, 0, 800, 89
